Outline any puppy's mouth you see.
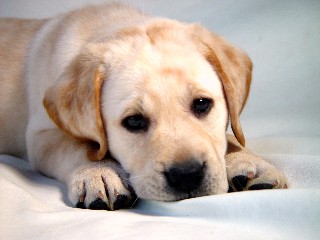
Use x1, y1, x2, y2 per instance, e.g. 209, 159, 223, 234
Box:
165, 186, 212, 201
135, 179, 213, 202
131, 160, 223, 201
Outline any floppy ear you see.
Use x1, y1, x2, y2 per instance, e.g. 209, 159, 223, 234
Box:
190, 24, 253, 146
43, 50, 108, 161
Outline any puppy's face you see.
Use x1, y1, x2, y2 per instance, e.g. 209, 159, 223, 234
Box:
102, 25, 229, 200
44, 21, 251, 201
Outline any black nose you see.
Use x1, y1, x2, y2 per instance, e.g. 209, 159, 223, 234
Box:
164, 160, 205, 193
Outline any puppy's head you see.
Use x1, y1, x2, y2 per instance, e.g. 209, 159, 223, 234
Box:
43, 20, 252, 201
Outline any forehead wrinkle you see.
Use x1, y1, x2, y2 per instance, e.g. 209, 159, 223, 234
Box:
154, 66, 213, 102
141, 56, 211, 102
121, 98, 144, 118
137, 73, 189, 124
111, 37, 221, 118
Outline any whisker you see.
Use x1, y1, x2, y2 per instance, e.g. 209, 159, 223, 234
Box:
129, 184, 150, 209
130, 195, 140, 209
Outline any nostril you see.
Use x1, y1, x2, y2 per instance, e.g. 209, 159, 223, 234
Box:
164, 161, 205, 193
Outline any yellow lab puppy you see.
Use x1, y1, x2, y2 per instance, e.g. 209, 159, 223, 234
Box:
0, 3, 287, 210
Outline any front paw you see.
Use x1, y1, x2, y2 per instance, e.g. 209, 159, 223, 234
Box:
68, 160, 136, 210
227, 153, 288, 192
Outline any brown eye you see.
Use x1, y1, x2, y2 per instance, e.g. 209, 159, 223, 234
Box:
192, 98, 213, 116
122, 114, 149, 132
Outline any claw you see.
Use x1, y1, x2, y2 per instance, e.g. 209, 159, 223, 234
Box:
247, 171, 255, 179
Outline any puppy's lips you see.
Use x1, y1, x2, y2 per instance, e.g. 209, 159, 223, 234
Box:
131, 179, 218, 201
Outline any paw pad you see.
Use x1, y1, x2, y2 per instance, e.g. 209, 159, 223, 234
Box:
89, 198, 109, 210
230, 175, 249, 192
248, 183, 273, 190
113, 195, 129, 210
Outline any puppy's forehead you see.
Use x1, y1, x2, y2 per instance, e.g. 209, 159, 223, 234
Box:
103, 26, 223, 116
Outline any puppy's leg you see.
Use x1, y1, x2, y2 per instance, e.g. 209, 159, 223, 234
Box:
226, 134, 288, 192
27, 129, 136, 210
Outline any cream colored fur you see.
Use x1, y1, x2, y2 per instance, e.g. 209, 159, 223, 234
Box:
0, 3, 287, 210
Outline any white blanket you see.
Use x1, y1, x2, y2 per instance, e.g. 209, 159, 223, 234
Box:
0, 0, 319, 239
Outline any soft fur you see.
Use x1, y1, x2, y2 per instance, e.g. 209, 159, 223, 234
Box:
0, 3, 287, 210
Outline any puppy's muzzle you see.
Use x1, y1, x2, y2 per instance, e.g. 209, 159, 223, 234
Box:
164, 160, 205, 193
